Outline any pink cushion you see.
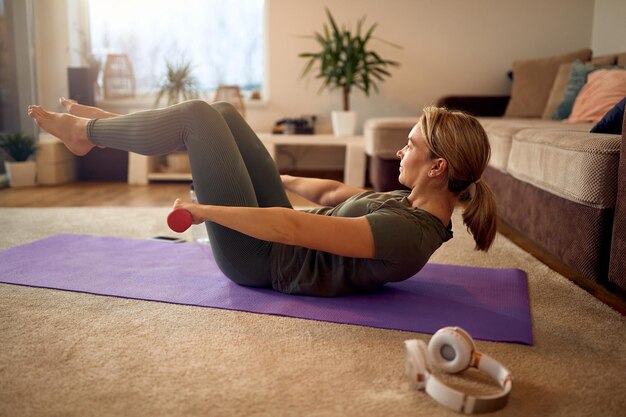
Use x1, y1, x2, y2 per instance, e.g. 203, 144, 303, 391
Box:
568, 69, 626, 123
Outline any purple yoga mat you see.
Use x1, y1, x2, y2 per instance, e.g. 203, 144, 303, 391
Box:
0, 234, 533, 344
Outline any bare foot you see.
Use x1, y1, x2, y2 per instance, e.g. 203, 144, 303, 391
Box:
58, 97, 107, 149
27, 105, 94, 156
59, 97, 79, 114
59, 96, 119, 121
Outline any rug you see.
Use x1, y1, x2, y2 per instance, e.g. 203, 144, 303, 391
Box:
1, 207, 625, 417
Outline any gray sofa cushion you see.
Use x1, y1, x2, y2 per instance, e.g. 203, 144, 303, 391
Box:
479, 118, 592, 173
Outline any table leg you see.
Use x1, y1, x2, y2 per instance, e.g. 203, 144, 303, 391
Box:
128, 152, 149, 185
344, 143, 366, 187
263, 142, 277, 162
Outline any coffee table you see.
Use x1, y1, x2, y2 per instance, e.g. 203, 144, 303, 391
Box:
256, 133, 366, 187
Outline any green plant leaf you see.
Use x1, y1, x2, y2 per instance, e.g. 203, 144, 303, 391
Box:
372, 36, 403, 49
300, 57, 317, 78
373, 67, 392, 77
356, 16, 365, 38
325, 7, 340, 37
314, 31, 327, 47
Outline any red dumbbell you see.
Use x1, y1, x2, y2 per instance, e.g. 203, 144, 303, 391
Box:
167, 208, 193, 233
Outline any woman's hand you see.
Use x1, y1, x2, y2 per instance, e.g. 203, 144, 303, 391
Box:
279, 175, 365, 206
280, 174, 295, 190
172, 198, 205, 225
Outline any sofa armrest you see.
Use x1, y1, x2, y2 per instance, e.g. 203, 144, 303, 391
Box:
608, 111, 626, 293
436, 95, 510, 117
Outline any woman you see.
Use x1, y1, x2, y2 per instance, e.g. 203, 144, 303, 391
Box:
27, 99, 496, 296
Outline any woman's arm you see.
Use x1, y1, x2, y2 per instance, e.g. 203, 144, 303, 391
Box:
281, 175, 366, 207
174, 199, 375, 259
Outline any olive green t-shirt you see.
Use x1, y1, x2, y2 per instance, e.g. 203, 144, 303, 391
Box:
270, 190, 453, 296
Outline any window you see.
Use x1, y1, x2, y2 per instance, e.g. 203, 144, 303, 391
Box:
88, 0, 264, 96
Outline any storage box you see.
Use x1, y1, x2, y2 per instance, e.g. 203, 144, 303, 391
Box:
36, 133, 76, 185
37, 159, 76, 185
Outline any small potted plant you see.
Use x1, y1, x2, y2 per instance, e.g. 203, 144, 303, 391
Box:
155, 58, 200, 107
0, 132, 38, 187
299, 8, 400, 136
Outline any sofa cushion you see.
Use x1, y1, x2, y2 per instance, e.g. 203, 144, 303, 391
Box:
507, 129, 620, 209
551, 60, 596, 120
542, 62, 573, 120
478, 118, 591, 173
364, 117, 417, 158
589, 54, 618, 66
568, 69, 626, 123
504, 48, 592, 118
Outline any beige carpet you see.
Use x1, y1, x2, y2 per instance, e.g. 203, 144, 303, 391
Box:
0, 207, 625, 417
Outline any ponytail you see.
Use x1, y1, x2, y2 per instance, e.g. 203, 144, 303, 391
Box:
462, 180, 497, 251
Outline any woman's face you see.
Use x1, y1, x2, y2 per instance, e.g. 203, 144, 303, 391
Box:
396, 123, 434, 187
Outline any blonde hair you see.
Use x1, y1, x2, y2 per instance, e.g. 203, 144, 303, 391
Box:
419, 106, 497, 251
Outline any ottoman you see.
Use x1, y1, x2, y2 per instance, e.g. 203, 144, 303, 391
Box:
364, 117, 417, 191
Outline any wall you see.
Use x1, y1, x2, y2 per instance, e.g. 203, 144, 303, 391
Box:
591, 0, 626, 55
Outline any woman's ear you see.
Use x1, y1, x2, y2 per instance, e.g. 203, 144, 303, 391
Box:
430, 158, 448, 177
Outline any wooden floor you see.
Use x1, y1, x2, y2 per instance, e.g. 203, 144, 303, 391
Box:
0, 181, 317, 207
0, 169, 343, 207
0, 182, 192, 207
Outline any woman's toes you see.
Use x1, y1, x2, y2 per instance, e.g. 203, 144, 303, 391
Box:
31, 106, 46, 119
59, 97, 75, 108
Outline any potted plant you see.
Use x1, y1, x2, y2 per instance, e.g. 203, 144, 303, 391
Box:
155, 58, 200, 107
299, 8, 400, 136
0, 132, 37, 188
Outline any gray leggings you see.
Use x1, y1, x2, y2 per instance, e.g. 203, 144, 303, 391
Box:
87, 100, 290, 287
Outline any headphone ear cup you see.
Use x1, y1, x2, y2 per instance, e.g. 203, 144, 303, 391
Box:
428, 327, 474, 374
404, 340, 431, 390
452, 327, 476, 352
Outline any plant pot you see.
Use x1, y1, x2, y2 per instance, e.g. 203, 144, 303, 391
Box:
331, 111, 357, 136
4, 160, 37, 188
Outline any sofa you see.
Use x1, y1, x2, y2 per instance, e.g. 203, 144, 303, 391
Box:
364, 49, 626, 296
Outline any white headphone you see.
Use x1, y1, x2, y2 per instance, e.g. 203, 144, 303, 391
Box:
404, 327, 512, 414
